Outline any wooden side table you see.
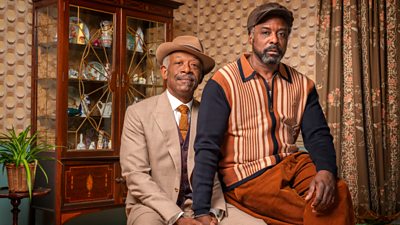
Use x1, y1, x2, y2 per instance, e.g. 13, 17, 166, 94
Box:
0, 187, 51, 225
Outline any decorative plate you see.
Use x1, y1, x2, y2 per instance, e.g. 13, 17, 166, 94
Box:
69, 17, 90, 44
85, 61, 105, 80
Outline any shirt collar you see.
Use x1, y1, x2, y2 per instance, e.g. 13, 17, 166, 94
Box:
238, 53, 292, 83
166, 90, 193, 111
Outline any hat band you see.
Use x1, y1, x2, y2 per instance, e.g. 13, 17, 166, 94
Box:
182, 44, 203, 53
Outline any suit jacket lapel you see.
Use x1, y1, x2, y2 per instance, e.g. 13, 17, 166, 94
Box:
154, 92, 181, 173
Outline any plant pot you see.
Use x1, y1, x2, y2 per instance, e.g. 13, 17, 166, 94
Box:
6, 163, 36, 193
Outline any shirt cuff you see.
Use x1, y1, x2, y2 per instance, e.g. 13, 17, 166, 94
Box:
168, 211, 184, 225
209, 208, 225, 222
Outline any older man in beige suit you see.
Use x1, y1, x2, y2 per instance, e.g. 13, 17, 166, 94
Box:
120, 36, 266, 225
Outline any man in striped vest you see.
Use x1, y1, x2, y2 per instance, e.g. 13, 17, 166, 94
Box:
192, 3, 355, 225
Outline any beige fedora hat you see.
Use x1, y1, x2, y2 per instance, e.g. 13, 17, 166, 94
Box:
156, 35, 215, 74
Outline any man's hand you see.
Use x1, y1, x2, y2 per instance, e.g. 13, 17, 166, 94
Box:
195, 214, 218, 225
305, 170, 336, 213
175, 217, 203, 225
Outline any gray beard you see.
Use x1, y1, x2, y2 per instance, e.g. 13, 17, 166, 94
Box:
253, 44, 283, 65
260, 52, 281, 64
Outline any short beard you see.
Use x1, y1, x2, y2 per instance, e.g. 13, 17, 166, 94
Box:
253, 44, 283, 65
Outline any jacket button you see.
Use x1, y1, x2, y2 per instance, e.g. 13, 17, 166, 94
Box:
175, 188, 179, 192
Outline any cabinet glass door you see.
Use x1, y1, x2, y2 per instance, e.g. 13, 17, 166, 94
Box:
125, 17, 166, 107
67, 6, 115, 151
34, 4, 59, 146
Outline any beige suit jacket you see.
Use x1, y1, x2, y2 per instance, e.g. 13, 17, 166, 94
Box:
120, 92, 225, 223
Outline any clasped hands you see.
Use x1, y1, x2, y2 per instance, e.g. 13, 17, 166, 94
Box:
175, 214, 217, 225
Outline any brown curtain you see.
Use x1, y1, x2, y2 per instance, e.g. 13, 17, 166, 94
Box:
316, 0, 400, 220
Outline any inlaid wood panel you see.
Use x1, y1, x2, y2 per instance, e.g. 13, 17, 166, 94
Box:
64, 163, 114, 205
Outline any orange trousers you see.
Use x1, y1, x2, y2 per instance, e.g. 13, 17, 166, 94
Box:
224, 152, 355, 225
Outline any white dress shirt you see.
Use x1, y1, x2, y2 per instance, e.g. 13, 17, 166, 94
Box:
166, 90, 193, 125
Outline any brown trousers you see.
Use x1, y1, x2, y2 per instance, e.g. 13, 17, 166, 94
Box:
224, 152, 355, 225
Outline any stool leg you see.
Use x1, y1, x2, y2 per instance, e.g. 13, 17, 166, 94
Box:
10, 198, 21, 225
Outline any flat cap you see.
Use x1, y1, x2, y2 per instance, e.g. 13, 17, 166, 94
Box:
247, 3, 294, 34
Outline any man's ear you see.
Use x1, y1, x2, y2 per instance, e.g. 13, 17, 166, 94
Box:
160, 65, 168, 80
248, 28, 254, 45
249, 34, 253, 45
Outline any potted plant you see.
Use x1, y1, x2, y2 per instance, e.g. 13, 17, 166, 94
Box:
0, 126, 54, 198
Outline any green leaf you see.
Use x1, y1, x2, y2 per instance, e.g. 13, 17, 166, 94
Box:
21, 159, 33, 199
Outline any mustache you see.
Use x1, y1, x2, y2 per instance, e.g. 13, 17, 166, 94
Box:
176, 73, 196, 81
264, 44, 283, 55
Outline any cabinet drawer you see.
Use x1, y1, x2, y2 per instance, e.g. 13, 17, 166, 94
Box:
64, 163, 114, 204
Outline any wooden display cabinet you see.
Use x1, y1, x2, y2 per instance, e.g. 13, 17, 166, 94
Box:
31, 0, 182, 224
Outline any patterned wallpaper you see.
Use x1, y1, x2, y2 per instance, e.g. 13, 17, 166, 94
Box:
0, 0, 33, 131
174, 0, 318, 100
0, 0, 316, 132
